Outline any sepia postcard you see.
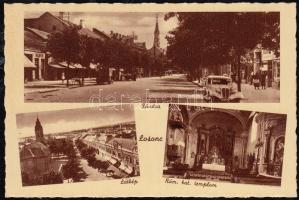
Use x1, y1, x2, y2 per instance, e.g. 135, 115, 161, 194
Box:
4, 2, 297, 198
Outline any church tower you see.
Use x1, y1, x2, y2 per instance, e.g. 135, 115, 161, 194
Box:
35, 117, 45, 143
153, 14, 160, 48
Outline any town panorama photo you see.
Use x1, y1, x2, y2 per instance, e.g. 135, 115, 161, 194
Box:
17, 105, 140, 186
24, 12, 280, 103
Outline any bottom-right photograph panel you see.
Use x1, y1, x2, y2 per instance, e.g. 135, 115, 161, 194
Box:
163, 104, 287, 186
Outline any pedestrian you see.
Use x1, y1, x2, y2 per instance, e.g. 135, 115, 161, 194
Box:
260, 72, 266, 89
61, 72, 65, 84
250, 71, 254, 85
253, 73, 260, 90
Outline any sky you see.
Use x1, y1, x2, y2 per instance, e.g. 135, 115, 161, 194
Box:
16, 105, 135, 138
24, 12, 179, 49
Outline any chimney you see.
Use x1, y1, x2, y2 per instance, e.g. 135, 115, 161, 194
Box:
79, 19, 84, 28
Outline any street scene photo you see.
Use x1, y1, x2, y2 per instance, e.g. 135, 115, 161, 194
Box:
24, 12, 280, 103
17, 105, 139, 186
163, 104, 286, 186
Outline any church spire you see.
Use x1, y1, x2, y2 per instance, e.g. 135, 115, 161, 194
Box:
153, 14, 160, 48
35, 116, 45, 143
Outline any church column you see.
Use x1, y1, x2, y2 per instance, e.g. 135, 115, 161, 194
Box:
240, 131, 249, 168
183, 125, 192, 164
193, 126, 201, 168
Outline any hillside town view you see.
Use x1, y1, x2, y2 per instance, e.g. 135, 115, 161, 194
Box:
24, 12, 280, 103
17, 107, 139, 186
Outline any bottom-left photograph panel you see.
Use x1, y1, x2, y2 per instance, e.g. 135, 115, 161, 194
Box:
16, 105, 139, 186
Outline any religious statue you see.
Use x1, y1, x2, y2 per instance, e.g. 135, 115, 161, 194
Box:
210, 145, 220, 164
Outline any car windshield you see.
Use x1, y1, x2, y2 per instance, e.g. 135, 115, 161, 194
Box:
208, 78, 230, 85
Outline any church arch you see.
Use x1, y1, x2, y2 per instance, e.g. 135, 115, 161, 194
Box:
189, 109, 246, 131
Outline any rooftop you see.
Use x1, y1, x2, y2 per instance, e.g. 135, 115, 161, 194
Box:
107, 137, 137, 151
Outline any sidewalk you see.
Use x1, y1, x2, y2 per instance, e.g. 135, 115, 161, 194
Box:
238, 83, 280, 103
24, 78, 96, 94
192, 79, 279, 103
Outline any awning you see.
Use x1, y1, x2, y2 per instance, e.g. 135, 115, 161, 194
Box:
59, 62, 76, 69
24, 55, 36, 68
119, 163, 133, 174
73, 63, 86, 69
109, 158, 117, 165
119, 163, 126, 171
48, 63, 65, 69
124, 167, 133, 175
89, 63, 97, 69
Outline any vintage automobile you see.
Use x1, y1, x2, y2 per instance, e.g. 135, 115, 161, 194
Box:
121, 72, 136, 81
202, 75, 244, 103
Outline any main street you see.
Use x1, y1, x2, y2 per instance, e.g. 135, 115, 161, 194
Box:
25, 74, 205, 103
25, 73, 280, 103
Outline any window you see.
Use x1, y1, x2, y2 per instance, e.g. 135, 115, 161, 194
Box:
52, 25, 57, 31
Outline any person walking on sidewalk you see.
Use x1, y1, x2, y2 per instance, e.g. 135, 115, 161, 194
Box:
250, 71, 254, 85
61, 72, 65, 84
260, 72, 266, 90
253, 73, 260, 90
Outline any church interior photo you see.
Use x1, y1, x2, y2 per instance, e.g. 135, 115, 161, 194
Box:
163, 104, 287, 186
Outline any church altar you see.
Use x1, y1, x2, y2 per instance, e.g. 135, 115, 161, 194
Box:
202, 163, 225, 171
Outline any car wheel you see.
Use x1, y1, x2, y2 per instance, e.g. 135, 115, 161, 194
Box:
230, 98, 240, 103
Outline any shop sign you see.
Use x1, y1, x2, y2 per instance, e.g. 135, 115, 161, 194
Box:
35, 53, 45, 59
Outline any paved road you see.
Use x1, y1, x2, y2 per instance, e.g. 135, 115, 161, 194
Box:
73, 140, 113, 182
25, 74, 204, 103
24, 74, 279, 103
79, 159, 113, 182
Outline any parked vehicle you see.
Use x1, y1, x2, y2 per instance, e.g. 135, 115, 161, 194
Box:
203, 75, 244, 103
122, 72, 136, 81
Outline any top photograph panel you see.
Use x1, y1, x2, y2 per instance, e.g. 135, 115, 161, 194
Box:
24, 12, 280, 103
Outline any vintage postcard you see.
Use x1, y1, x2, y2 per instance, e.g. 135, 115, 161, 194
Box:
4, 2, 297, 198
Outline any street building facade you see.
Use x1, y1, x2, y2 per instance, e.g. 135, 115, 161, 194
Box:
80, 122, 140, 176
253, 46, 280, 88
